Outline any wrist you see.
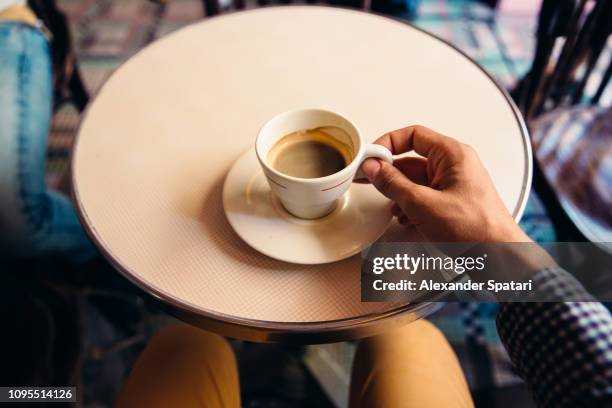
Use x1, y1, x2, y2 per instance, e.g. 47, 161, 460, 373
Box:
489, 218, 531, 243
468, 241, 557, 285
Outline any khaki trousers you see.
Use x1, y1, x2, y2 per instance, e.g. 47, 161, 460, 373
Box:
115, 320, 473, 408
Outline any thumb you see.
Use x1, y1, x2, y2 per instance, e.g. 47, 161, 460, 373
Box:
362, 159, 434, 212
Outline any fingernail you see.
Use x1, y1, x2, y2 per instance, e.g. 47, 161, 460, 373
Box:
361, 159, 381, 181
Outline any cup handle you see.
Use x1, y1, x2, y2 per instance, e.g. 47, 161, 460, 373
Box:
354, 144, 394, 181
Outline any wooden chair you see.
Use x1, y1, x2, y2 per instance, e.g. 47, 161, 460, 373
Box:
513, 0, 611, 241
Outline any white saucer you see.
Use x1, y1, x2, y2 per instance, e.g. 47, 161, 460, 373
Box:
222, 150, 393, 264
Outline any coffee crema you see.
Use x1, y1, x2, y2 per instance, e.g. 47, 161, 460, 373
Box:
267, 127, 353, 179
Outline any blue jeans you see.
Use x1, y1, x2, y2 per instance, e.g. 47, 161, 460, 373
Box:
0, 22, 96, 262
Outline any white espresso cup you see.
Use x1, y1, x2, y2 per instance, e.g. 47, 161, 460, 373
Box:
255, 109, 393, 219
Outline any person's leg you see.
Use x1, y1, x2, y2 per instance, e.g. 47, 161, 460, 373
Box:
115, 325, 241, 408
349, 320, 474, 408
0, 22, 96, 262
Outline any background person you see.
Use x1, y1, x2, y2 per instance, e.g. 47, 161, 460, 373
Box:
0, 1, 95, 261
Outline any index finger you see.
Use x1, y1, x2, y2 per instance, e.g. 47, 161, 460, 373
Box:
372, 125, 456, 157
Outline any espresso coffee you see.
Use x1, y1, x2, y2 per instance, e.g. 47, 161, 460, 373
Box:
267, 128, 353, 178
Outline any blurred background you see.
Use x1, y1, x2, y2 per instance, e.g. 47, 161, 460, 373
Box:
1, 0, 610, 407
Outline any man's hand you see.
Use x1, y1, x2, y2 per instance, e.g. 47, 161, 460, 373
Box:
361, 125, 530, 242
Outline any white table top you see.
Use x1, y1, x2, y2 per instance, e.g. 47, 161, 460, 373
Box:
73, 6, 530, 342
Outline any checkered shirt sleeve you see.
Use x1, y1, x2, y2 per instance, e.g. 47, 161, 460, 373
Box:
496, 267, 612, 407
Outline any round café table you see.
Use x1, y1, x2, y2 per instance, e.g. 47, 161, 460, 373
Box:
72, 6, 531, 343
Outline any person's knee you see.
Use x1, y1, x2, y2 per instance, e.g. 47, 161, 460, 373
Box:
149, 324, 235, 364
118, 325, 240, 408
390, 319, 445, 342
358, 319, 449, 361
372, 319, 443, 345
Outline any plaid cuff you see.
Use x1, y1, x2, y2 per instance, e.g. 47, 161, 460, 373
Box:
497, 269, 612, 407
530, 267, 595, 301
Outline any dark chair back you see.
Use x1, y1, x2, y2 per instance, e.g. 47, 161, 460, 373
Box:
28, 0, 89, 112
515, 0, 611, 120
200, 0, 371, 17
514, 0, 611, 241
